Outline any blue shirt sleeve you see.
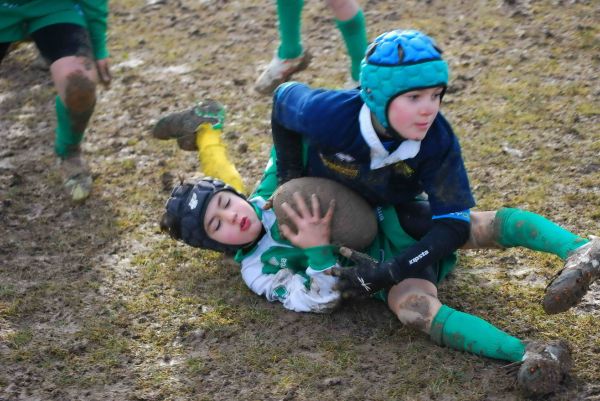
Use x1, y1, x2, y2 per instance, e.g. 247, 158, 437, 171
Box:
273, 83, 363, 150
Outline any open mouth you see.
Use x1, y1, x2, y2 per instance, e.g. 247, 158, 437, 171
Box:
240, 216, 250, 231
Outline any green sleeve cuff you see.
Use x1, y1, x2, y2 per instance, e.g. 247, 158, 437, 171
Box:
91, 38, 109, 60
304, 245, 338, 271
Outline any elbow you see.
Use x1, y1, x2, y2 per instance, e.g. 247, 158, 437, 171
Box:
436, 217, 471, 248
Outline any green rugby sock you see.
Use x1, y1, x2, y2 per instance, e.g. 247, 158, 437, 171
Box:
276, 0, 304, 59
430, 305, 525, 362
336, 9, 367, 81
496, 208, 588, 260
54, 96, 84, 158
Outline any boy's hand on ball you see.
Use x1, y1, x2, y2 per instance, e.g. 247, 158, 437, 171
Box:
272, 177, 377, 249
279, 192, 335, 249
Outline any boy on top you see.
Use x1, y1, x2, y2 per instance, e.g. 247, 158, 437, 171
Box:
268, 29, 599, 311
270, 29, 475, 297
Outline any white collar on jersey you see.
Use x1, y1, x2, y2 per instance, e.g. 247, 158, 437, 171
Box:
358, 104, 421, 170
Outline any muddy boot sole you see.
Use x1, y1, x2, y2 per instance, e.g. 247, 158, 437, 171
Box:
254, 50, 312, 95
152, 100, 225, 151
543, 238, 600, 314
517, 340, 571, 396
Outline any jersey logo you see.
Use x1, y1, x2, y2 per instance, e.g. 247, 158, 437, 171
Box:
273, 286, 289, 300
392, 161, 415, 177
267, 256, 287, 268
188, 193, 198, 209
408, 250, 429, 265
433, 211, 471, 222
376, 207, 385, 222
319, 153, 359, 178
334, 152, 356, 162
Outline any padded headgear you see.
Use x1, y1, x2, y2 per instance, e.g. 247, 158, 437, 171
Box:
360, 29, 449, 129
164, 178, 246, 253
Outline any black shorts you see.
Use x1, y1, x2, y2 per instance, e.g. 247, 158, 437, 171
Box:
0, 23, 92, 64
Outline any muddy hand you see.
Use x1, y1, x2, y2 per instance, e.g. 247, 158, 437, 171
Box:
332, 247, 393, 299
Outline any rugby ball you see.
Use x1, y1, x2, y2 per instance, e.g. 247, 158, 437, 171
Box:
272, 177, 377, 249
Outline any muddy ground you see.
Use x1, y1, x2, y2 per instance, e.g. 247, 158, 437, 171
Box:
1, 0, 599, 400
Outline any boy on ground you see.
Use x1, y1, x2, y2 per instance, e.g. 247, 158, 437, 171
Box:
155, 106, 596, 396
0, 0, 111, 202
159, 153, 582, 396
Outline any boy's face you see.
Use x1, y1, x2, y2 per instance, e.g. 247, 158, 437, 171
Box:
204, 191, 262, 246
387, 86, 444, 141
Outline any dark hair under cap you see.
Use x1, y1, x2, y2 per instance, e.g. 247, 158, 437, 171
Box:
162, 178, 247, 253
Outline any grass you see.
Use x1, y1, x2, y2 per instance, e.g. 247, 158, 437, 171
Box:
1, 0, 599, 400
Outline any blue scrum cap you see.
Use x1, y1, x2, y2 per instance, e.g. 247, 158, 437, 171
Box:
360, 29, 449, 129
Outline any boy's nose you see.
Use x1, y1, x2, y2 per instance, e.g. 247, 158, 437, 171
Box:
226, 211, 237, 224
216, 210, 236, 224
420, 101, 437, 115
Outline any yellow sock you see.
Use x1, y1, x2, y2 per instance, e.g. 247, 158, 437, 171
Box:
196, 123, 245, 193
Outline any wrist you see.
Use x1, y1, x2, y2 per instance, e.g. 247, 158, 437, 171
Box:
305, 245, 338, 272
358, 260, 397, 292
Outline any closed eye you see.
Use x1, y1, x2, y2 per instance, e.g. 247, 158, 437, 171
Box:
207, 216, 220, 233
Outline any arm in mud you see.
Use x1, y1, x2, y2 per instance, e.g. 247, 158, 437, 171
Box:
77, 0, 109, 60
240, 249, 341, 313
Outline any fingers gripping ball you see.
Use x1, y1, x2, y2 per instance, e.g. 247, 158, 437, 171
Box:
272, 177, 377, 249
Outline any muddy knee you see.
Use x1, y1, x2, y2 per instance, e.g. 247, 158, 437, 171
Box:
63, 71, 96, 133
64, 71, 96, 114
395, 292, 437, 333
